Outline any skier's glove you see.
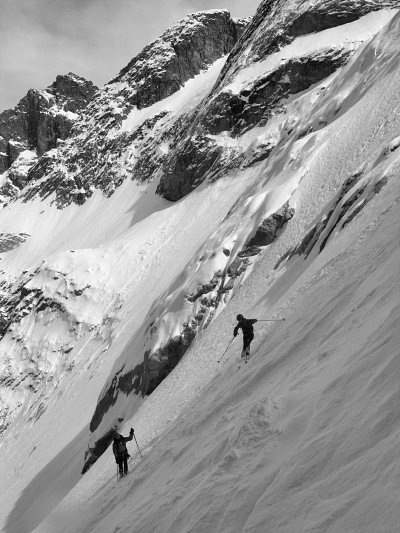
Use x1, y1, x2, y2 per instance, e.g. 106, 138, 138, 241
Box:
130, 427, 134, 434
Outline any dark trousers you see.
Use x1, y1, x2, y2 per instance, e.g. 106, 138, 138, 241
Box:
117, 455, 128, 476
241, 335, 254, 359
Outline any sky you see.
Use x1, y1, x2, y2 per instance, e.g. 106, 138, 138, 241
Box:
0, 0, 261, 112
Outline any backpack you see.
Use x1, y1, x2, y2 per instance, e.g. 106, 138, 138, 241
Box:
113, 437, 127, 457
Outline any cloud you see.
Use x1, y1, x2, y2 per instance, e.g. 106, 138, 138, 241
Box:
0, 0, 260, 111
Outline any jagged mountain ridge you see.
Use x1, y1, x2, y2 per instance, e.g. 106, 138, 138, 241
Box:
1, 10, 248, 208
0, 74, 97, 192
0, 1, 400, 530
2, 2, 400, 206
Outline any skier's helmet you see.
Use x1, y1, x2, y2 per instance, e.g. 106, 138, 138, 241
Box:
237, 314, 244, 321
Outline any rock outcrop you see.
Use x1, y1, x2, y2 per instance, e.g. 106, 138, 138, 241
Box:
0, 73, 97, 171
275, 170, 389, 268
112, 10, 247, 109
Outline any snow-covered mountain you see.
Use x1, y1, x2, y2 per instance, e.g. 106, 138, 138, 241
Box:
1, 1, 400, 532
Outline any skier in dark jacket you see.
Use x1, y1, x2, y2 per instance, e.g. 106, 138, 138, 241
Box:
113, 428, 134, 477
234, 314, 257, 362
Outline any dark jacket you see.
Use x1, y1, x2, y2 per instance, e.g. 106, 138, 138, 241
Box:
112, 433, 133, 459
234, 318, 257, 338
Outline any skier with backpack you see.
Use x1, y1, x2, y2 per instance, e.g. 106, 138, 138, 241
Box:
113, 427, 134, 478
234, 314, 258, 363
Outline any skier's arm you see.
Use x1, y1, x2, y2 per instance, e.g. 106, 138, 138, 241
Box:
249, 319, 258, 324
123, 428, 135, 442
233, 324, 241, 336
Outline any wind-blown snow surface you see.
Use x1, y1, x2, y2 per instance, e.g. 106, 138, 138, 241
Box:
1, 8, 400, 533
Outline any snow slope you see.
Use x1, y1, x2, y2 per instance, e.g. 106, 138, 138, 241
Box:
33, 179, 400, 533
1, 5, 400, 533
33, 42, 400, 531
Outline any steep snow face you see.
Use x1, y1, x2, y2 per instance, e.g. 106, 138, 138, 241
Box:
11, 9, 400, 533
1, 4, 400, 533
85, 1, 400, 470
44, 175, 400, 533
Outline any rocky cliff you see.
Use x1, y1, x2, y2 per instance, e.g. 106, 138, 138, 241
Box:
0, 73, 97, 168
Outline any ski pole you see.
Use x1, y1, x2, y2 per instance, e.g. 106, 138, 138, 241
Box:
257, 318, 286, 322
217, 336, 235, 363
132, 429, 143, 460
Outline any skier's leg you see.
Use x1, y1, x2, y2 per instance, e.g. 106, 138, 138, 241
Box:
117, 456, 123, 477
234, 337, 243, 368
123, 455, 128, 476
244, 336, 253, 362
245, 345, 250, 361
241, 337, 247, 360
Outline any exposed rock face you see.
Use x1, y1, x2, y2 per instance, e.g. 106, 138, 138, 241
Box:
49, 74, 98, 113
0, 232, 29, 253
112, 10, 246, 109
16, 11, 247, 207
0, 73, 97, 172
89, 324, 196, 432
238, 203, 295, 260
82, 429, 115, 474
